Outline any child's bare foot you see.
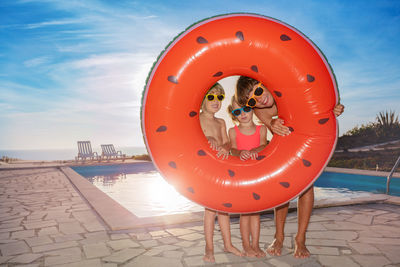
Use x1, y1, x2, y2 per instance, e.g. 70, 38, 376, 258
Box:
294, 238, 310, 258
224, 244, 243, 257
266, 238, 283, 256
242, 244, 257, 257
203, 248, 215, 262
252, 245, 266, 257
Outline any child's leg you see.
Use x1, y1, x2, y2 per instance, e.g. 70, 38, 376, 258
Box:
217, 212, 242, 256
240, 214, 257, 257
203, 208, 216, 262
294, 185, 313, 258
266, 202, 289, 256
249, 213, 266, 257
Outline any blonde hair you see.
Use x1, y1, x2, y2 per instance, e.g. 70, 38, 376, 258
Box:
227, 95, 239, 123
201, 83, 225, 108
207, 83, 225, 95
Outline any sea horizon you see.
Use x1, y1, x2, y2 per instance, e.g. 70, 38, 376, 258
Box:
0, 146, 148, 161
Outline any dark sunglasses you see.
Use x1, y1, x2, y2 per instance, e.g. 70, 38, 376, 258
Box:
232, 106, 252, 116
206, 94, 225, 101
247, 82, 264, 107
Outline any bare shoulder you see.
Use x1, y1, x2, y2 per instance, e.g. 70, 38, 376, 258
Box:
216, 117, 227, 127
199, 112, 206, 122
228, 127, 236, 138
259, 124, 268, 137
216, 117, 226, 123
199, 113, 207, 127
259, 124, 268, 132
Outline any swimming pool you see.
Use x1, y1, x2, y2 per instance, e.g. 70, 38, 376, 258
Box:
71, 162, 399, 218
314, 171, 400, 196
72, 162, 204, 217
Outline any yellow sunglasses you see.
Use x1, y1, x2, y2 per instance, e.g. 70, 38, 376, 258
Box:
206, 94, 225, 101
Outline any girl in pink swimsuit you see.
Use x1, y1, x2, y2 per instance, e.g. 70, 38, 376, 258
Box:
228, 96, 268, 257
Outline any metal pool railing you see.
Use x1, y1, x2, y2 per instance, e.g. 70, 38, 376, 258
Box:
386, 154, 400, 194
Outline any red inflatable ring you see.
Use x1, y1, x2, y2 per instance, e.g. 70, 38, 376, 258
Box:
141, 13, 339, 213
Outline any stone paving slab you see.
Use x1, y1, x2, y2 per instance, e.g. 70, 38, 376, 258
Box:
0, 167, 400, 266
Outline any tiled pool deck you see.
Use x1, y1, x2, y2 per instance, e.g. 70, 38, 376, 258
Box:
0, 163, 400, 266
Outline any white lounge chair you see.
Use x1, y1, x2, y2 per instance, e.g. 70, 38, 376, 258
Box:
75, 141, 99, 162
101, 144, 126, 161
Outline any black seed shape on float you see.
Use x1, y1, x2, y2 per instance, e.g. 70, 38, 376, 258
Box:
197, 36, 208, 44
213, 72, 223, 77
280, 182, 290, 188
197, 150, 206, 156
187, 187, 194, 193
274, 91, 282, 97
307, 74, 315, 82
189, 111, 197, 117
253, 192, 261, 200
251, 65, 258, 73
279, 182, 290, 188
223, 203, 232, 208
156, 126, 167, 132
302, 159, 312, 167
167, 75, 178, 84
280, 34, 291, 41
228, 170, 235, 177
288, 127, 294, 132
236, 31, 244, 41
168, 161, 177, 169
319, 118, 329, 124
256, 155, 265, 160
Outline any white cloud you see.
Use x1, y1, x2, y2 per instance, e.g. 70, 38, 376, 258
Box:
0, 1, 180, 150
23, 56, 51, 67
48, 52, 156, 104
24, 19, 84, 29
0, 50, 156, 150
2, 0, 400, 150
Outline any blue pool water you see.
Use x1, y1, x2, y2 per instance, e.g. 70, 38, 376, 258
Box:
71, 162, 399, 217
314, 171, 400, 196
72, 162, 156, 177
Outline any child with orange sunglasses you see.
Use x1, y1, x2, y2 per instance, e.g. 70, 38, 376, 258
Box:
236, 76, 344, 258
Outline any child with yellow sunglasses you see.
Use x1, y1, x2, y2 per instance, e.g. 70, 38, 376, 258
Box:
199, 83, 243, 262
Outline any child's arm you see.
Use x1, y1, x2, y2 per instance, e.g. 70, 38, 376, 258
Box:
219, 119, 230, 150
228, 128, 240, 156
200, 113, 220, 151
228, 128, 253, 160
216, 119, 230, 159
250, 125, 268, 154
206, 136, 219, 151
254, 106, 290, 136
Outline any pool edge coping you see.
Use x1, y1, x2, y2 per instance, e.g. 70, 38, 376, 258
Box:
325, 166, 400, 178
61, 165, 400, 231
61, 166, 205, 231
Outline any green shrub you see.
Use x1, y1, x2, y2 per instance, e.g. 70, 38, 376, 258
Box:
337, 110, 400, 150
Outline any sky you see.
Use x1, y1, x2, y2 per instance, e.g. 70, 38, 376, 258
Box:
1, 0, 399, 150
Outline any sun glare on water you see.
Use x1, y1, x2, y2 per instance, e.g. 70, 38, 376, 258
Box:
90, 171, 203, 218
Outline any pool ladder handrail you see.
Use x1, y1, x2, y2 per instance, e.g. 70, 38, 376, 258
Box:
386, 154, 400, 194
